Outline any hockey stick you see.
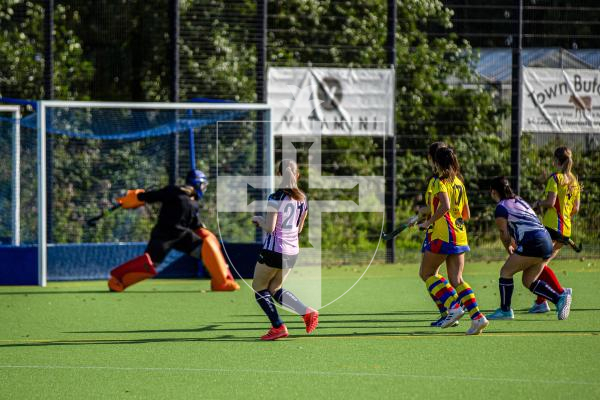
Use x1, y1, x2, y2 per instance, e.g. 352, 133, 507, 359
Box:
382, 215, 420, 241
86, 204, 121, 227
534, 205, 583, 253
568, 238, 583, 253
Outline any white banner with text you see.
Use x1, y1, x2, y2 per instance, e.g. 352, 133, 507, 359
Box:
268, 67, 394, 136
523, 67, 600, 133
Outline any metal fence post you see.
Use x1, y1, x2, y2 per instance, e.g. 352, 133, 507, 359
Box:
256, 0, 267, 243
510, 0, 523, 194
44, 0, 54, 100
386, 0, 397, 263
170, 0, 180, 184
44, 0, 54, 243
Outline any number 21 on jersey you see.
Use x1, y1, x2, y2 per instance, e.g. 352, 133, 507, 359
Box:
282, 202, 305, 229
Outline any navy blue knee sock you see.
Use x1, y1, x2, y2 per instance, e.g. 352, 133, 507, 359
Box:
255, 290, 283, 328
273, 288, 308, 315
529, 279, 560, 304
499, 277, 514, 312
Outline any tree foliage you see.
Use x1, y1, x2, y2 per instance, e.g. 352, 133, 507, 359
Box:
2, 1, 595, 256
0, 0, 93, 99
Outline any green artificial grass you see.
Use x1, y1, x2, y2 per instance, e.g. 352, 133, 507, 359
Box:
1, 259, 599, 399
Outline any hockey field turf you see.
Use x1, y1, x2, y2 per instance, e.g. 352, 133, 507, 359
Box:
1, 259, 599, 399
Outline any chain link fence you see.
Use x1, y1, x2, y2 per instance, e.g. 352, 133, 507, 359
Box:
1, 0, 598, 261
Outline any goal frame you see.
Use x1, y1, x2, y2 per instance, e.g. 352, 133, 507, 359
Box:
36, 100, 273, 286
0, 105, 21, 247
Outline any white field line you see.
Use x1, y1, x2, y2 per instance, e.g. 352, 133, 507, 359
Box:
0, 364, 598, 387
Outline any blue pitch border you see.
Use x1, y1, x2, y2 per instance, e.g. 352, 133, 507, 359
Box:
0, 242, 260, 285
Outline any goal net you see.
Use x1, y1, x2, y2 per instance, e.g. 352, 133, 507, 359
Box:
32, 101, 272, 285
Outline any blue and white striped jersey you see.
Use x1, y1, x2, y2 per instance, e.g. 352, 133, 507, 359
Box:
495, 197, 547, 245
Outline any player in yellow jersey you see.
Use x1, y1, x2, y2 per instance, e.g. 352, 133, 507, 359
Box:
529, 147, 579, 313
417, 147, 488, 335
416, 142, 456, 327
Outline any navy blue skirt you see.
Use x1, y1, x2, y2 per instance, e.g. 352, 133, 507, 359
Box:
515, 230, 553, 260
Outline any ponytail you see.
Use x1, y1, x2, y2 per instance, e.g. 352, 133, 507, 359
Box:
554, 146, 578, 191
434, 147, 460, 182
490, 176, 515, 200
428, 141, 447, 160
278, 159, 304, 201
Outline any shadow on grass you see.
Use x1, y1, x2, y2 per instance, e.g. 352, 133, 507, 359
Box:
0, 290, 209, 296
2, 329, 600, 348
234, 311, 443, 317
64, 324, 433, 334
64, 325, 223, 334
0, 291, 110, 295
63, 309, 595, 336
215, 319, 436, 324
292, 329, 600, 339
515, 308, 600, 313
0, 336, 259, 347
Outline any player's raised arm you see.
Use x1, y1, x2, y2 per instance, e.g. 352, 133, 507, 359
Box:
116, 186, 173, 209
137, 187, 172, 204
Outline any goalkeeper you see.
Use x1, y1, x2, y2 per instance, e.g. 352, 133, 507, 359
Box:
107, 170, 240, 292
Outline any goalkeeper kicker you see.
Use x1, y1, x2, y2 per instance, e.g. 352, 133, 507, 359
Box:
108, 170, 240, 292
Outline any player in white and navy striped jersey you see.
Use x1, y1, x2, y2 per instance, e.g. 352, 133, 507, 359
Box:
487, 177, 572, 321
250, 159, 318, 340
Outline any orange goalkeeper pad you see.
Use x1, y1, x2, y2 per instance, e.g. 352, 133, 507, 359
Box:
108, 253, 157, 292
117, 189, 145, 209
196, 228, 240, 291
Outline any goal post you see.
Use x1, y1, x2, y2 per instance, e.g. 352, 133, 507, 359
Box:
34, 100, 272, 286
0, 105, 21, 247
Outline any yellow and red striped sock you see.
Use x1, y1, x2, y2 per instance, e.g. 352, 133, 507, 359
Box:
429, 292, 447, 316
425, 274, 459, 311
456, 281, 483, 320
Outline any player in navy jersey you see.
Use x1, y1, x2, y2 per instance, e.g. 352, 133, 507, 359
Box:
487, 177, 572, 321
107, 170, 239, 292
250, 159, 319, 340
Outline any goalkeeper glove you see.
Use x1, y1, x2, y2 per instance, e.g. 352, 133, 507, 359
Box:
117, 189, 145, 209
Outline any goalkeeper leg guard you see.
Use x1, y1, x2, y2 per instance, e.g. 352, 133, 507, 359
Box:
195, 228, 240, 291
108, 253, 157, 292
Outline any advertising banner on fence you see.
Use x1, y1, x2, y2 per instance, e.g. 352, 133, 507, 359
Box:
523, 67, 600, 133
267, 67, 394, 136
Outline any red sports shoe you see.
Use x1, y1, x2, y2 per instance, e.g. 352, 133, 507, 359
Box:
260, 324, 289, 341
303, 308, 319, 334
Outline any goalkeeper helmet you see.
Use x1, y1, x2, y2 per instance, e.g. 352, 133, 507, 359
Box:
186, 169, 209, 199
